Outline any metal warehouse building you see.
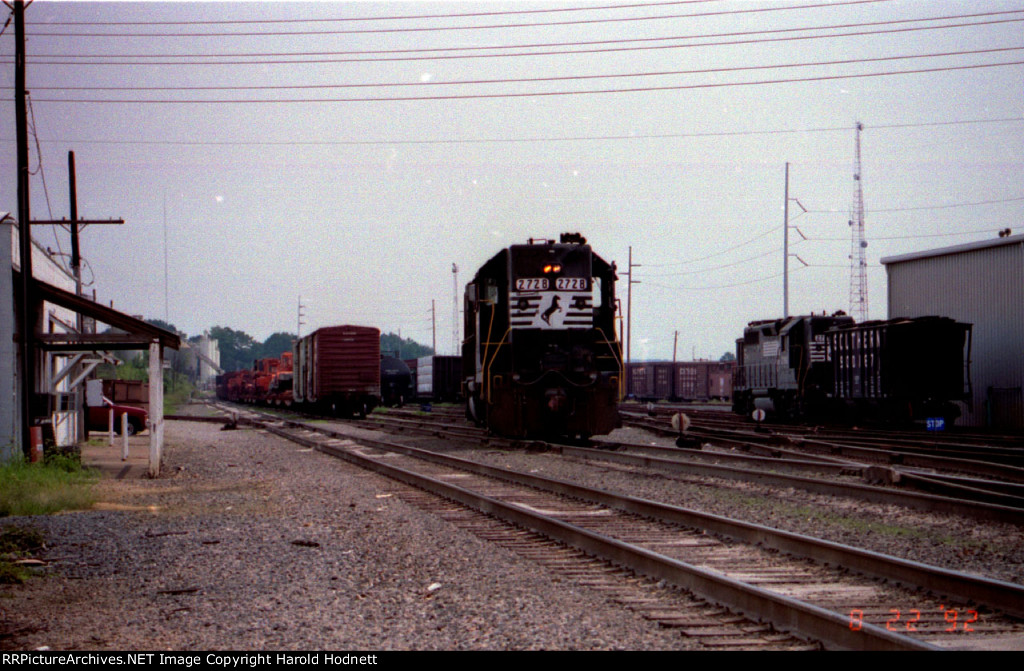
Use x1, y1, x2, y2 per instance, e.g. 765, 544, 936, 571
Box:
881, 233, 1024, 430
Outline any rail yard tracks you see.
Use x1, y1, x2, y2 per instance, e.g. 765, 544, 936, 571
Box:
207, 404, 1024, 651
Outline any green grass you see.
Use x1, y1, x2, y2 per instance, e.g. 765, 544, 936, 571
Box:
0, 524, 45, 584
0, 456, 95, 585
163, 380, 195, 415
0, 453, 99, 518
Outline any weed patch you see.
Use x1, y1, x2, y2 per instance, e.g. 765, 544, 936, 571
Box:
0, 524, 46, 584
0, 454, 98, 517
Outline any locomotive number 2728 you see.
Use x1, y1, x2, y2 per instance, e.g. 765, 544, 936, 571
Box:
515, 278, 549, 291
556, 277, 589, 291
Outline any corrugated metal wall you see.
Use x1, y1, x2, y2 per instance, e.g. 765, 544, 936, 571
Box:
886, 240, 1024, 428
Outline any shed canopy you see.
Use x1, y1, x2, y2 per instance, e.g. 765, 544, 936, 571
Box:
15, 269, 180, 351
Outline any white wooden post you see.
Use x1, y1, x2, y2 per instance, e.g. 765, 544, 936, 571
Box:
108, 406, 114, 446
148, 340, 164, 478
121, 412, 129, 461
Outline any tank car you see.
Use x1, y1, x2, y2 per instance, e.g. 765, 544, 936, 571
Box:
462, 233, 623, 439
380, 355, 413, 407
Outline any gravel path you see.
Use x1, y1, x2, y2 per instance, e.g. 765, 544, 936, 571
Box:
0, 420, 697, 651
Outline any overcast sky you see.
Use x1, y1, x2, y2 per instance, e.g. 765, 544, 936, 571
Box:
3, 0, 1023, 361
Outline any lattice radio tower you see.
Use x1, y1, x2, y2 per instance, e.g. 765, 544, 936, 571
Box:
848, 121, 869, 322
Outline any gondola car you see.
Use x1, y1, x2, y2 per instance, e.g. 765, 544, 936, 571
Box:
462, 233, 623, 438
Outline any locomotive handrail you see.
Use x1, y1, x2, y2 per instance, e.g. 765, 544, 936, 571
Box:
594, 326, 624, 401
483, 326, 511, 405
477, 298, 498, 402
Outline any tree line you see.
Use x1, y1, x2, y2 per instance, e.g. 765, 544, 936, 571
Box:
189, 325, 432, 373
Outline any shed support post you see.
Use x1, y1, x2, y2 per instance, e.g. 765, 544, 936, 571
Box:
148, 340, 164, 477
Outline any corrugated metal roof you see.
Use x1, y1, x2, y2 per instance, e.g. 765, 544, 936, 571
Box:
880, 233, 1024, 265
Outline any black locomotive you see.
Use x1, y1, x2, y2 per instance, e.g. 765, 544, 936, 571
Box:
733, 313, 972, 425
462, 233, 623, 438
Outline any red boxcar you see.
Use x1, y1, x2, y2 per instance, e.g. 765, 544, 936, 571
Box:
293, 325, 381, 417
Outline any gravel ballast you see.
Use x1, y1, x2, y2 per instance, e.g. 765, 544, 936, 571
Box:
0, 420, 698, 651
456, 427, 1024, 585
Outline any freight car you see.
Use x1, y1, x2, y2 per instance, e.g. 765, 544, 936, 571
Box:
462, 233, 623, 438
380, 355, 413, 407
732, 313, 972, 425
627, 360, 735, 402
293, 325, 381, 417
415, 355, 463, 402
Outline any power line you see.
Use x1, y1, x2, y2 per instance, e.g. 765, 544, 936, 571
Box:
27, 1, 719, 26
646, 248, 781, 277
23, 59, 1024, 103
645, 226, 783, 268
20, 45, 1024, 93
810, 226, 1015, 241
648, 269, 796, 292
5, 115, 1022, 146
21, 14, 1024, 66
23, 1, 886, 37
809, 195, 1024, 214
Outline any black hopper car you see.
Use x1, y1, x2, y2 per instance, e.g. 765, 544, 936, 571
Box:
733, 313, 972, 425
462, 233, 623, 439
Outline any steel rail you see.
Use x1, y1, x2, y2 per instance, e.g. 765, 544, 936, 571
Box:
204, 408, 1024, 620
602, 438, 1024, 507
630, 417, 1024, 480
595, 438, 864, 473
258, 421, 936, 651
562, 443, 1024, 525
272, 418, 1024, 621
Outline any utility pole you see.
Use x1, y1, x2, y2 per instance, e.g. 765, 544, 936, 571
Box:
451, 264, 458, 356
783, 163, 789, 318
68, 152, 84, 442
15, 0, 35, 457
297, 296, 306, 338
431, 299, 436, 354
69, 153, 81, 307
625, 247, 640, 396
163, 193, 169, 322
782, 162, 807, 319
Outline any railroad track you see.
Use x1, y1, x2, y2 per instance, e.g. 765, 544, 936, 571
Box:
208, 404, 1024, 650
212, 403, 1024, 521
623, 408, 1024, 463
619, 416, 1024, 523
204, 404, 1024, 522
359, 407, 1024, 524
